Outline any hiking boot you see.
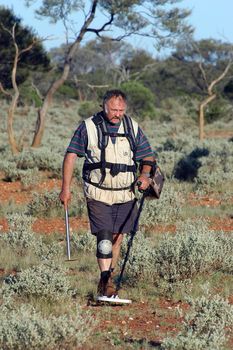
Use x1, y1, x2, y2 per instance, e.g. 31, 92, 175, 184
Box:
97, 271, 116, 297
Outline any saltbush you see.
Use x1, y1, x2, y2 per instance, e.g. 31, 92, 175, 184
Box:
153, 220, 233, 285
0, 303, 95, 350
0, 213, 63, 261
162, 290, 233, 350
140, 184, 184, 226
72, 231, 96, 252
121, 220, 233, 293
2, 262, 73, 301
27, 188, 87, 218
1, 213, 36, 251
120, 231, 155, 283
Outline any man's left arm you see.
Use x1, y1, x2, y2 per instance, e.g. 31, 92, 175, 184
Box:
137, 156, 155, 191
134, 125, 155, 191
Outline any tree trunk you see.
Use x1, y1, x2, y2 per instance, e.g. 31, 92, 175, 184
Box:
31, 0, 98, 148
7, 103, 19, 154
198, 94, 216, 141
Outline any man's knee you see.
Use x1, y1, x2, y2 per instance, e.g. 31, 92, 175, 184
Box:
96, 229, 113, 259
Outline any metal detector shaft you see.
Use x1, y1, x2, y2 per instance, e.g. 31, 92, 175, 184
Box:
65, 207, 71, 260
116, 193, 146, 292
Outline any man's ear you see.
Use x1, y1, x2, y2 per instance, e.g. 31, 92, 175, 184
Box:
104, 104, 108, 114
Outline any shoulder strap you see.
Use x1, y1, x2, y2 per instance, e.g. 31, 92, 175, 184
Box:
122, 115, 137, 152
92, 112, 109, 150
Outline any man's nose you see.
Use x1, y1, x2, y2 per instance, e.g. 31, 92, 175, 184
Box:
115, 110, 121, 116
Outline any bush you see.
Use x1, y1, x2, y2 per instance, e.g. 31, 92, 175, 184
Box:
162, 290, 233, 350
72, 231, 96, 252
27, 188, 87, 218
140, 184, 184, 226
57, 82, 78, 99
120, 231, 156, 284
0, 303, 96, 350
153, 220, 233, 286
0, 213, 63, 261
1, 213, 36, 251
0, 148, 64, 180
78, 100, 101, 120
121, 81, 157, 119
121, 219, 233, 294
205, 97, 231, 124
173, 148, 209, 181
2, 262, 73, 301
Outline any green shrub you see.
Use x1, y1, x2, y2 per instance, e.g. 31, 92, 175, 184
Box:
121, 81, 157, 119
0, 148, 64, 180
0, 303, 95, 350
153, 220, 233, 286
27, 188, 87, 218
78, 100, 101, 120
121, 219, 233, 294
57, 82, 78, 99
1, 213, 36, 251
19, 81, 43, 107
140, 184, 183, 226
162, 290, 233, 350
2, 262, 73, 301
120, 231, 155, 284
72, 231, 96, 252
0, 213, 63, 261
205, 97, 231, 124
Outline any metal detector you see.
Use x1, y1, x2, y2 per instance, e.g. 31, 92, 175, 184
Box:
65, 207, 71, 260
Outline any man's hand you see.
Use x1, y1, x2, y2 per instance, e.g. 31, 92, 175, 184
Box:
59, 152, 77, 209
59, 189, 71, 209
137, 174, 151, 191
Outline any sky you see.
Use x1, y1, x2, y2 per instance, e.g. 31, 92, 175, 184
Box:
0, 0, 233, 55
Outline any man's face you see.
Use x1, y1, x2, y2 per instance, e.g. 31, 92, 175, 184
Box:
104, 96, 127, 124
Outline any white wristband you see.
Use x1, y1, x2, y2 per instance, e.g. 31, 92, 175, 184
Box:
141, 172, 150, 178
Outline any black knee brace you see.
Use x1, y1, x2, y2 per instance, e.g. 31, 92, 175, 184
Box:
96, 229, 113, 259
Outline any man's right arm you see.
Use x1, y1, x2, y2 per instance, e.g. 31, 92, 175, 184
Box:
59, 152, 77, 209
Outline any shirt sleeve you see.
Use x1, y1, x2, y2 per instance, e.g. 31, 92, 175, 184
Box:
135, 127, 154, 161
66, 121, 87, 157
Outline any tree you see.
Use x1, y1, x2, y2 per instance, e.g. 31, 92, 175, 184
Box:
49, 38, 131, 100
173, 39, 233, 140
0, 6, 50, 89
25, 0, 193, 147
0, 23, 42, 154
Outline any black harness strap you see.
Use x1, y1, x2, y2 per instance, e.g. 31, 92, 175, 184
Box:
122, 115, 137, 154
84, 112, 137, 190
83, 162, 137, 177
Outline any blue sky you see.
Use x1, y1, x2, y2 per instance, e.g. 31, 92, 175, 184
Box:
0, 0, 233, 54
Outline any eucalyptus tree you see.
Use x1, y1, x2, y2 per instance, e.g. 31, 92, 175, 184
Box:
0, 6, 50, 89
0, 6, 50, 154
173, 39, 233, 140
25, 0, 193, 147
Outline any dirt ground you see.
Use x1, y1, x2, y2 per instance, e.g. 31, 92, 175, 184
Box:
0, 174, 233, 349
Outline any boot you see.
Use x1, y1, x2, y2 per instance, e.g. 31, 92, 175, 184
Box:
97, 270, 116, 297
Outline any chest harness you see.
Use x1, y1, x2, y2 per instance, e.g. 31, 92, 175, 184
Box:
83, 112, 137, 191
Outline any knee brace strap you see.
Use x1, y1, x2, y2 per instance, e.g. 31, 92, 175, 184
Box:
96, 229, 113, 259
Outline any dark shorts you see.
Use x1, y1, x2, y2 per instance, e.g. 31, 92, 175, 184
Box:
86, 198, 138, 235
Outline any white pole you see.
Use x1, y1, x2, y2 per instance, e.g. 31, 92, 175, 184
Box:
65, 207, 71, 260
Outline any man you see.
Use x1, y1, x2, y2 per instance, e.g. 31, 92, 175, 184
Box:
60, 89, 155, 298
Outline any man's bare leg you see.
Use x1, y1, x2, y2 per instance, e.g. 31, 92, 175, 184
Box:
111, 233, 123, 271
96, 233, 123, 296
97, 233, 123, 272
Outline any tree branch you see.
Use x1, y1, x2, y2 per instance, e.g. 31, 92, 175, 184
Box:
208, 60, 232, 94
